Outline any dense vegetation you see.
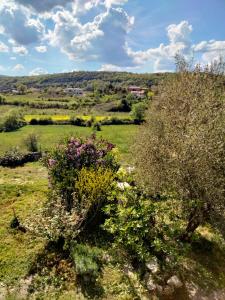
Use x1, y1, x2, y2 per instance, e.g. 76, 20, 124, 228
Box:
0, 71, 166, 90
0, 63, 225, 299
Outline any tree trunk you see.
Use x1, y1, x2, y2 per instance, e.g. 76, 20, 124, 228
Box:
180, 203, 211, 242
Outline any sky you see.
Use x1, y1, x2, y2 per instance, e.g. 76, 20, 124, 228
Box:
0, 0, 224, 76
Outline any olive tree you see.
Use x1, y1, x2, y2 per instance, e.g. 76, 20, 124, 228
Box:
134, 56, 225, 241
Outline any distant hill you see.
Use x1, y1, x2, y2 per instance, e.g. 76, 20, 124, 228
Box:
0, 71, 169, 90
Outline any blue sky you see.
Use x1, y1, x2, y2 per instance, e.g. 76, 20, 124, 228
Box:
0, 0, 224, 76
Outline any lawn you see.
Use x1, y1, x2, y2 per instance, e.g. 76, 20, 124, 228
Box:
0, 125, 138, 159
0, 163, 47, 284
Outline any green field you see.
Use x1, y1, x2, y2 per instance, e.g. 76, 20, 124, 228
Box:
0, 124, 138, 159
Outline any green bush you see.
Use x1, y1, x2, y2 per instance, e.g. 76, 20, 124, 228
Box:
131, 102, 147, 123
103, 187, 156, 261
0, 112, 25, 132
24, 133, 39, 152
29, 118, 38, 125
0, 95, 5, 104
93, 122, 101, 131
71, 243, 102, 277
70, 117, 86, 126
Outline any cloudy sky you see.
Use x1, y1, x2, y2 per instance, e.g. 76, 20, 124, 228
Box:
0, 0, 224, 76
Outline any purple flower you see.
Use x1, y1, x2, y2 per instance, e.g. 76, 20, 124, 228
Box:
48, 159, 56, 167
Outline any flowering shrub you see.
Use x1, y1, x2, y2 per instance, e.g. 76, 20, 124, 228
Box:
43, 134, 118, 211
28, 135, 118, 243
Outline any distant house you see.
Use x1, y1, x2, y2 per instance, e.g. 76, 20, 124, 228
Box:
128, 86, 147, 98
64, 87, 84, 96
12, 89, 20, 94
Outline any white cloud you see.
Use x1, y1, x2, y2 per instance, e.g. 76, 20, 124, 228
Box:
47, 7, 134, 66
0, 41, 9, 52
0, 3, 45, 45
99, 63, 139, 72
99, 64, 123, 71
167, 20, 192, 44
29, 67, 48, 76
35, 45, 47, 53
104, 0, 128, 8
127, 20, 225, 72
13, 45, 28, 55
128, 20, 194, 72
0, 65, 5, 71
10, 56, 16, 60
13, 64, 25, 71
8, 38, 17, 45
193, 40, 225, 63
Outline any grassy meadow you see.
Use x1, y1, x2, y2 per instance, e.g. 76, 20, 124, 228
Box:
0, 124, 138, 158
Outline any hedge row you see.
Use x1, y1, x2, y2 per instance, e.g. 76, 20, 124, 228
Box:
0, 151, 42, 168
29, 117, 138, 126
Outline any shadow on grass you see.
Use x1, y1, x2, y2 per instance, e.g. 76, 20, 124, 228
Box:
180, 235, 225, 292
76, 274, 104, 299
26, 240, 106, 299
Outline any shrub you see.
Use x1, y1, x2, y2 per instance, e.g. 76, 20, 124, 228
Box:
103, 178, 184, 264
71, 243, 102, 277
0, 95, 5, 104
100, 117, 134, 125
27, 135, 118, 243
29, 118, 38, 125
85, 120, 93, 127
70, 117, 86, 127
0, 149, 41, 168
103, 187, 156, 261
93, 122, 101, 131
38, 118, 53, 125
134, 55, 225, 240
131, 102, 147, 124
0, 148, 24, 168
0, 112, 25, 132
23, 133, 39, 152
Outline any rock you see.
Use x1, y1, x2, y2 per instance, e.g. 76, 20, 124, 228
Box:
167, 275, 183, 288
146, 275, 156, 292
145, 257, 160, 274
18, 276, 33, 298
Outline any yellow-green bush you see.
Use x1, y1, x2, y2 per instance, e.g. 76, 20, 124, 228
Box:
75, 167, 115, 208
